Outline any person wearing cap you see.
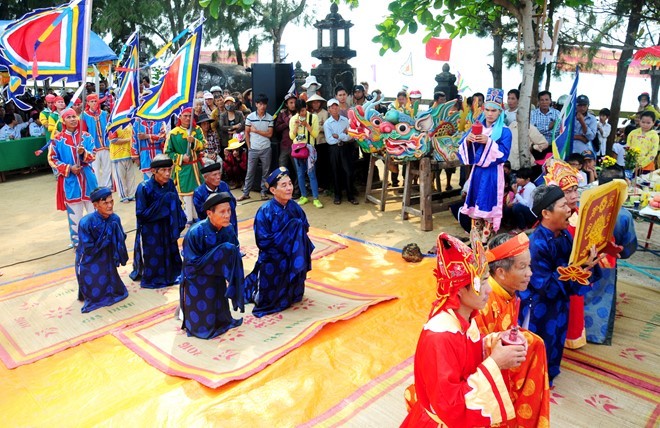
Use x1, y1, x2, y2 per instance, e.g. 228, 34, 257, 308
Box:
584, 167, 636, 345
40, 94, 56, 141
47, 96, 67, 136
238, 93, 274, 201
75, 187, 129, 313
458, 87, 512, 243
133, 117, 167, 180
519, 185, 602, 384
307, 93, 330, 191
581, 150, 597, 184
244, 167, 315, 318
107, 123, 139, 202
408, 89, 422, 116
218, 96, 245, 154
164, 107, 206, 223
223, 138, 248, 189
626, 110, 658, 172
473, 232, 550, 428
202, 91, 215, 116
130, 154, 187, 289
193, 161, 237, 230
47, 108, 98, 247
80, 93, 112, 189
402, 233, 529, 427
197, 113, 220, 161
289, 98, 323, 208
572, 94, 597, 154
530, 90, 560, 144
180, 192, 245, 339
324, 98, 357, 205
352, 84, 366, 107
210, 85, 223, 98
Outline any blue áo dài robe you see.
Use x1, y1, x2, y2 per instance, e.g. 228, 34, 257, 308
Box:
75, 211, 129, 313
584, 208, 637, 345
518, 224, 601, 384
180, 220, 245, 339
244, 198, 315, 318
192, 181, 238, 232
458, 118, 511, 231
130, 177, 187, 288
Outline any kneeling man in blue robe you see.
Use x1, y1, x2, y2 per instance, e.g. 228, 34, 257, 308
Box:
244, 167, 315, 318
181, 192, 245, 339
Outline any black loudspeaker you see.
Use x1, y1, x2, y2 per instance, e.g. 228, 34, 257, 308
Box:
250, 63, 294, 115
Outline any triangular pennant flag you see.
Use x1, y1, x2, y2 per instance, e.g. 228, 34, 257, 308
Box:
137, 21, 203, 121
399, 53, 413, 76
107, 31, 140, 135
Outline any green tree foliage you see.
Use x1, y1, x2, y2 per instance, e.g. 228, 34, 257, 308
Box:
200, 0, 260, 66
0, 0, 54, 21
202, 0, 312, 63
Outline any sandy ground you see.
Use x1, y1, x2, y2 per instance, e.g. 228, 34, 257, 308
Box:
0, 167, 657, 286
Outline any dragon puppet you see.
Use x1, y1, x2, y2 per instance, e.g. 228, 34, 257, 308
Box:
347, 99, 484, 163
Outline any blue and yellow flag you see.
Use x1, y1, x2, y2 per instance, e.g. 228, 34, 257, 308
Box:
137, 20, 203, 121
107, 31, 140, 135
551, 67, 579, 160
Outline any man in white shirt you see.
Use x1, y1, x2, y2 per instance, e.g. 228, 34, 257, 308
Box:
595, 108, 611, 157
0, 113, 29, 140
323, 98, 358, 205
505, 89, 519, 125
238, 93, 274, 201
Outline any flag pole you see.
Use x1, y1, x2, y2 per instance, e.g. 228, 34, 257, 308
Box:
187, 13, 204, 157
80, 0, 93, 110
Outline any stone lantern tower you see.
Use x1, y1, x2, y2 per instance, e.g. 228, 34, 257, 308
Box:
310, 4, 356, 99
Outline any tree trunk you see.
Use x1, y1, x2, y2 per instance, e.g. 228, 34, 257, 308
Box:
231, 32, 244, 66
491, 13, 503, 89
516, 0, 537, 169
272, 37, 281, 63
606, 0, 642, 154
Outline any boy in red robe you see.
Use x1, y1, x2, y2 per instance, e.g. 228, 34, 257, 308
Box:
402, 233, 530, 428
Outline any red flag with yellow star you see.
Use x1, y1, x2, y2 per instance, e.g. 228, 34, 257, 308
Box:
425, 38, 452, 61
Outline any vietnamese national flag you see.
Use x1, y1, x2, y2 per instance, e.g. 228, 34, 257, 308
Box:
425, 38, 452, 61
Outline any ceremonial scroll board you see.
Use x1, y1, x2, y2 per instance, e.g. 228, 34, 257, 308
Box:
569, 180, 627, 266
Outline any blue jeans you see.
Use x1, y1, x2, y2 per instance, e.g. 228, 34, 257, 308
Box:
294, 157, 318, 198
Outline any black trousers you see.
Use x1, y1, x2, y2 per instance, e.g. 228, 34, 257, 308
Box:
329, 143, 355, 201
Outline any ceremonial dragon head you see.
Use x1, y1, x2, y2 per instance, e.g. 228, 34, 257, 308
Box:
347, 101, 387, 153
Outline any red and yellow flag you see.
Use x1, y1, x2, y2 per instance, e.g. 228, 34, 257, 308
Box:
425, 38, 452, 61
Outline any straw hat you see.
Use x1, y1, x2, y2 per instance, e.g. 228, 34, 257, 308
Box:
306, 94, 326, 104
227, 138, 245, 150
